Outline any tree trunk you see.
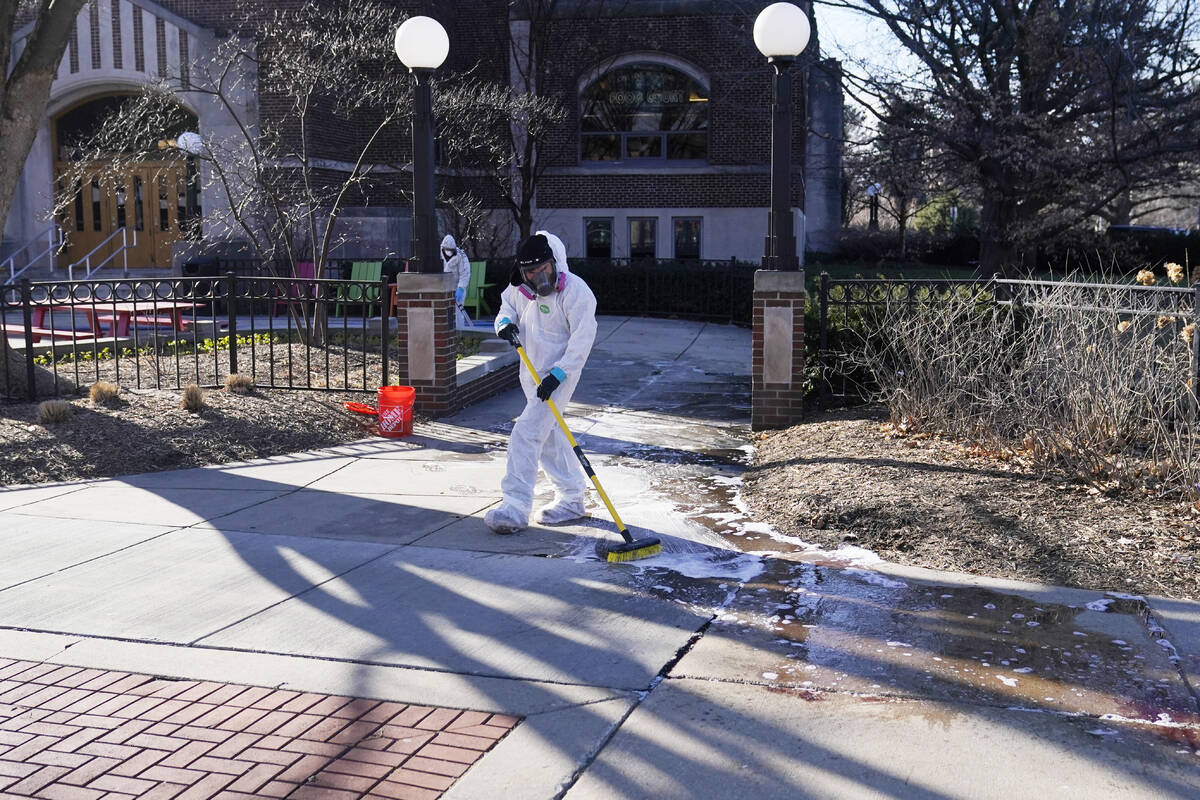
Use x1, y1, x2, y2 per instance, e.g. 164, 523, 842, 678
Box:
1, 336, 76, 401
1110, 190, 1133, 227
978, 192, 1020, 277
516, 198, 533, 239
0, 0, 89, 238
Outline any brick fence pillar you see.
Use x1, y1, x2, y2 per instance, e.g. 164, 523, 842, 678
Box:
392, 271, 457, 417
752, 269, 806, 430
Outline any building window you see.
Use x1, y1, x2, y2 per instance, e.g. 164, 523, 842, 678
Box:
585, 218, 612, 258
673, 217, 701, 260
629, 218, 657, 261
580, 63, 708, 163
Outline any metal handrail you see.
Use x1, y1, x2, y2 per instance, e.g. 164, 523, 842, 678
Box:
2, 224, 62, 282
67, 227, 136, 280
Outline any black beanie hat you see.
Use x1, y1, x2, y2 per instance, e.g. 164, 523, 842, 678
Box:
515, 234, 552, 268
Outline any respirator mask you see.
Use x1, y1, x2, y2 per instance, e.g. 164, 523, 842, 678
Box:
521, 259, 557, 297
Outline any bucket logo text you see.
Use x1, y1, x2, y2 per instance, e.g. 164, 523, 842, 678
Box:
380, 405, 407, 431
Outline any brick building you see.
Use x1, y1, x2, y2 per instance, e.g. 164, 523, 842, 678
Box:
3, 0, 841, 273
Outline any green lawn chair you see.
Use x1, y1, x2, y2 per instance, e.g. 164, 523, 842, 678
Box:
464, 260, 495, 318
334, 261, 383, 317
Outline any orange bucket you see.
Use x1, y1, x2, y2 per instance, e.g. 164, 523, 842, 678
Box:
376, 385, 415, 437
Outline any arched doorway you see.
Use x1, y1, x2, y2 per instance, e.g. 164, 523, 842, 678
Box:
54, 95, 201, 271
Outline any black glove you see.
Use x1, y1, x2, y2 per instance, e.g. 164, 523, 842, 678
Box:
536, 372, 561, 401
498, 322, 520, 347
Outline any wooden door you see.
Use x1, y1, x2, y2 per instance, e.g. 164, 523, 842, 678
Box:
57, 160, 191, 271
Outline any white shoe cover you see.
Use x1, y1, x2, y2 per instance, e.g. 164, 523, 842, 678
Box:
535, 498, 587, 525
485, 503, 527, 535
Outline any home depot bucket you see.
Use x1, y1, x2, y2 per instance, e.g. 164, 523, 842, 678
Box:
376, 385, 415, 437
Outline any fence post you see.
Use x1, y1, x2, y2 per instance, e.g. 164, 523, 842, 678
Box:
225, 272, 238, 376
818, 271, 830, 356
20, 279, 36, 402
380, 275, 391, 389
1192, 285, 1199, 412
730, 258, 737, 323
643, 263, 651, 315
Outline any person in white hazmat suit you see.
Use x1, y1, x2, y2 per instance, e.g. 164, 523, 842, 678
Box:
486, 231, 598, 534
440, 234, 472, 326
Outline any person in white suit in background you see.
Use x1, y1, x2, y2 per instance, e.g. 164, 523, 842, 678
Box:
441, 234, 472, 327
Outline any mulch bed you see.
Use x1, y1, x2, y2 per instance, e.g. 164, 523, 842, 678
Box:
5, 376, 1197, 603
0, 387, 377, 486
742, 405, 1200, 601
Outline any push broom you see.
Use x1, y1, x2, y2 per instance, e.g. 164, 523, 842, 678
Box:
510, 334, 661, 563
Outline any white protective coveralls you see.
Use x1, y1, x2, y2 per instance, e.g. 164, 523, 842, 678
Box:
487, 231, 598, 532
441, 235, 472, 328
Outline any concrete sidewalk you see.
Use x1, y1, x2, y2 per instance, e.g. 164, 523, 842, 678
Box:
0, 316, 1197, 800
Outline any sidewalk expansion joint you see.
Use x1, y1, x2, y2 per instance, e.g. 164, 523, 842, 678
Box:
0, 526, 180, 596
550, 613, 717, 799
0, 625, 641, 692
673, 322, 709, 362
188, 544, 404, 646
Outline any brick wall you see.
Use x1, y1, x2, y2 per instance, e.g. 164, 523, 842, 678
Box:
148, 0, 818, 228
538, 171, 776, 208
751, 269, 805, 430
391, 272, 457, 416
455, 360, 519, 410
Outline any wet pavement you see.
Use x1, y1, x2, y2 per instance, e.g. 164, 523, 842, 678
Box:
0, 316, 1197, 799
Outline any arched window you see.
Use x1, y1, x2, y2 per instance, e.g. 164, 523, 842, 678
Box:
580, 63, 708, 162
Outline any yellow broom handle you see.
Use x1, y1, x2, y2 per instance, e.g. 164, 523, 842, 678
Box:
514, 344, 630, 536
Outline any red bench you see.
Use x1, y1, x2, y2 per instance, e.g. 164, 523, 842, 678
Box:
1, 324, 88, 343
94, 313, 190, 330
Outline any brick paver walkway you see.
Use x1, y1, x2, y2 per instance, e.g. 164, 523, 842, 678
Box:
0, 659, 517, 800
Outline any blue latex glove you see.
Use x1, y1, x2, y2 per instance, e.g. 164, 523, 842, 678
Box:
455, 287, 466, 304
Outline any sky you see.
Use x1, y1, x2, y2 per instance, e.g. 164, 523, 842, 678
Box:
812, 2, 905, 73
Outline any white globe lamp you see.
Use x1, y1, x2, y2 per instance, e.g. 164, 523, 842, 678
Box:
753, 2, 811, 59
175, 131, 203, 156
393, 16, 448, 273
394, 16, 449, 70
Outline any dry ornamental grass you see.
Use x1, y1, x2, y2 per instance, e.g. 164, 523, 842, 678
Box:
224, 373, 254, 394
36, 400, 74, 425
180, 384, 205, 412
89, 381, 120, 405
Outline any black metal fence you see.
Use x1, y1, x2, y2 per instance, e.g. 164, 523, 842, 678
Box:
485, 257, 759, 325
1, 274, 392, 403
816, 274, 993, 399
815, 273, 1200, 403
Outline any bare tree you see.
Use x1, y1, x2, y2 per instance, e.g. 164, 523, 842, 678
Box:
867, 95, 939, 258
56, 0, 536, 343
0, 0, 86, 240
837, 0, 1200, 275
2, 0, 87, 399
476, 0, 647, 239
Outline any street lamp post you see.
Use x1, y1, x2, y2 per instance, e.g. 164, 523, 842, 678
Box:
753, 3, 811, 271
867, 182, 881, 230
394, 16, 449, 274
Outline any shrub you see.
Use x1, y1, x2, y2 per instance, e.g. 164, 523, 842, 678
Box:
37, 399, 73, 424
180, 384, 205, 412
223, 373, 254, 394
844, 277, 1199, 495
88, 381, 120, 405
